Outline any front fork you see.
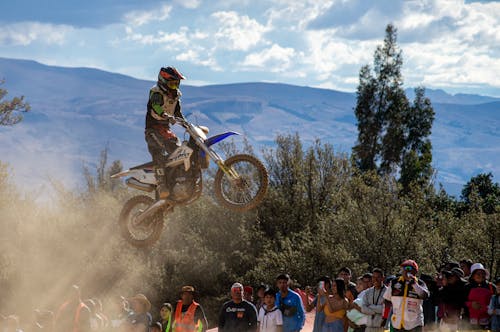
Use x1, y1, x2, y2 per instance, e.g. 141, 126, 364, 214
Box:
215, 159, 240, 179
195, 136, 240, 180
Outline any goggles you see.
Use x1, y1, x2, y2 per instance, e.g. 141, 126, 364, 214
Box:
403, 265, 414, 271
166, 80, 180, 90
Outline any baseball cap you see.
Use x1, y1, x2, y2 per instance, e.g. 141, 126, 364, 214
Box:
181, 286, 195, 293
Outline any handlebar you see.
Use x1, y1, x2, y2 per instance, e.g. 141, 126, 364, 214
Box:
163, 115, 189, 128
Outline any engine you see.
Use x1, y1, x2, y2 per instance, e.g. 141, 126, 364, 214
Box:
172, 176, 191, 201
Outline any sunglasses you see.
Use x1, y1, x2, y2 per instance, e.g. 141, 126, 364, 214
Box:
403, 266, 414, 271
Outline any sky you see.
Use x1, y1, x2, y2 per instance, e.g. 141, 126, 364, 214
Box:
1, 0, 500, 96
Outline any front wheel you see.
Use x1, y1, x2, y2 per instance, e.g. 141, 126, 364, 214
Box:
118, 195, 166, 248
214, 154, 268, 211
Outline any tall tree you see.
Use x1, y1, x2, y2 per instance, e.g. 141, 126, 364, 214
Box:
400, 87, 435, 190
0, 80, 30, 126
352, 24, 434, 191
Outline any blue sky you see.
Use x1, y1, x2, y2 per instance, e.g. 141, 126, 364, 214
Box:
1, 0, 499, 96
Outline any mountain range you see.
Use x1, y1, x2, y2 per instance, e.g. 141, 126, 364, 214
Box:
0, 57, 499, 198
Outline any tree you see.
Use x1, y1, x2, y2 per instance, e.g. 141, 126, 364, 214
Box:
82, 146, 124, 195
0, 80, 30, 126
461, 173, 500, 214
400, 87, 435, 190
352, 24, 434, 192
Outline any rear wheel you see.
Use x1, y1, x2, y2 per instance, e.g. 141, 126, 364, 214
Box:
118, 195, 166, 248
214, 154, 268, 211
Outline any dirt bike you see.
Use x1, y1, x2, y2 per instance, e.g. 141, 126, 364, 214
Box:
111, 116, 268, 248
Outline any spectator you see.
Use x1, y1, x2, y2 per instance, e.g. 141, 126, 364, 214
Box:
460, 259, 473, 279
5, 315, 23, 332
245, 286, 255, 303
360, 268, 387, 332
383, 259, 429, 332
355, 277, 365, 297
151, 321, 163, 332
159, 303, 173, 332
291, 281, 308, 309
218, 282, 258, 332
124, 293, 152, 332
54, 285, 92, 332
305, 276, 331, 332
255, 285, 268, 313
92, 298, 109, 331
361, 274, 373, 292
323, 278, 349, 332
488, 277, 500, 332
172, 286, 208, 332
108, 296, 129, 329
32, 309, 54, 331
348, 274, 372, 332
437, 267, 467, 332
338, 267, 358, 303
420, 274, 438, 329
258, 288, 283, 332
83, 298, 101, 330
464, 263, 496, 330
275, 274, 305, 332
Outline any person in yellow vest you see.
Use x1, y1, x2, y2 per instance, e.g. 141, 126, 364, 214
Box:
383, 260, 430, 332
172, 286, 208, 332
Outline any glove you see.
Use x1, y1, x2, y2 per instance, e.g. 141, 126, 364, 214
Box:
161, 114, 176, 125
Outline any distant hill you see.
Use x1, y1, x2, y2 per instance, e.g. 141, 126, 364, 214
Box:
0, 57, 499, 198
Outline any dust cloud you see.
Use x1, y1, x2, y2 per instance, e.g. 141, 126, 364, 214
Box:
0, 179, 175, 328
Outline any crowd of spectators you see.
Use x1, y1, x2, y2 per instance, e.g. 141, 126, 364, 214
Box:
0, 259, 498, 332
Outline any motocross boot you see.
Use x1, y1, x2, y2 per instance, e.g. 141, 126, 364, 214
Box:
154, 167, 170, 199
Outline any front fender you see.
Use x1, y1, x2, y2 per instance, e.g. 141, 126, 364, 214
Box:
205, 131, 240, 147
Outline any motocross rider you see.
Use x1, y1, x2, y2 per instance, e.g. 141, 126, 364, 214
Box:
145, 66, 186, 199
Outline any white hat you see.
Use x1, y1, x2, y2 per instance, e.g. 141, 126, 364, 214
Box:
231, 282, 243, 290
470, 263, 490, 279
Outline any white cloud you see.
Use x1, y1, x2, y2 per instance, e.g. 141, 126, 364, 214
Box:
176, 48, 221, 70
211, 11, 269, 51
173, 0, 202, 9
241, 44, 297, 73
399, 1, 500, 89
124, 26, 191, 47
304, 29, 376, 79
266, 0, 334, 31
0, 22, 72, 46
124, 4, 172, 27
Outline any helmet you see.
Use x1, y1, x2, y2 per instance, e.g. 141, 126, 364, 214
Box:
158, 66, 185, 92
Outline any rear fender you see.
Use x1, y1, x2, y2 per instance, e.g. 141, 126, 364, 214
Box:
111, 169, 156, 184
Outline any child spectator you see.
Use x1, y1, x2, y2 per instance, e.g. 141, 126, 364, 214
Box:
488, 278, 500, 332
258, 288, 283, 332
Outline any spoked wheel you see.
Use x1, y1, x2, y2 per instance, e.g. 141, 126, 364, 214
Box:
214, 154, 268, 211
118, 195, 166, 248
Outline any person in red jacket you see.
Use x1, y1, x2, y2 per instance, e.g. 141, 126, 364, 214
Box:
464, 263, 496, 330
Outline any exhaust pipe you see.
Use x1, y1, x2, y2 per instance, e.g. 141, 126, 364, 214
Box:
134, 199, 167, 225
